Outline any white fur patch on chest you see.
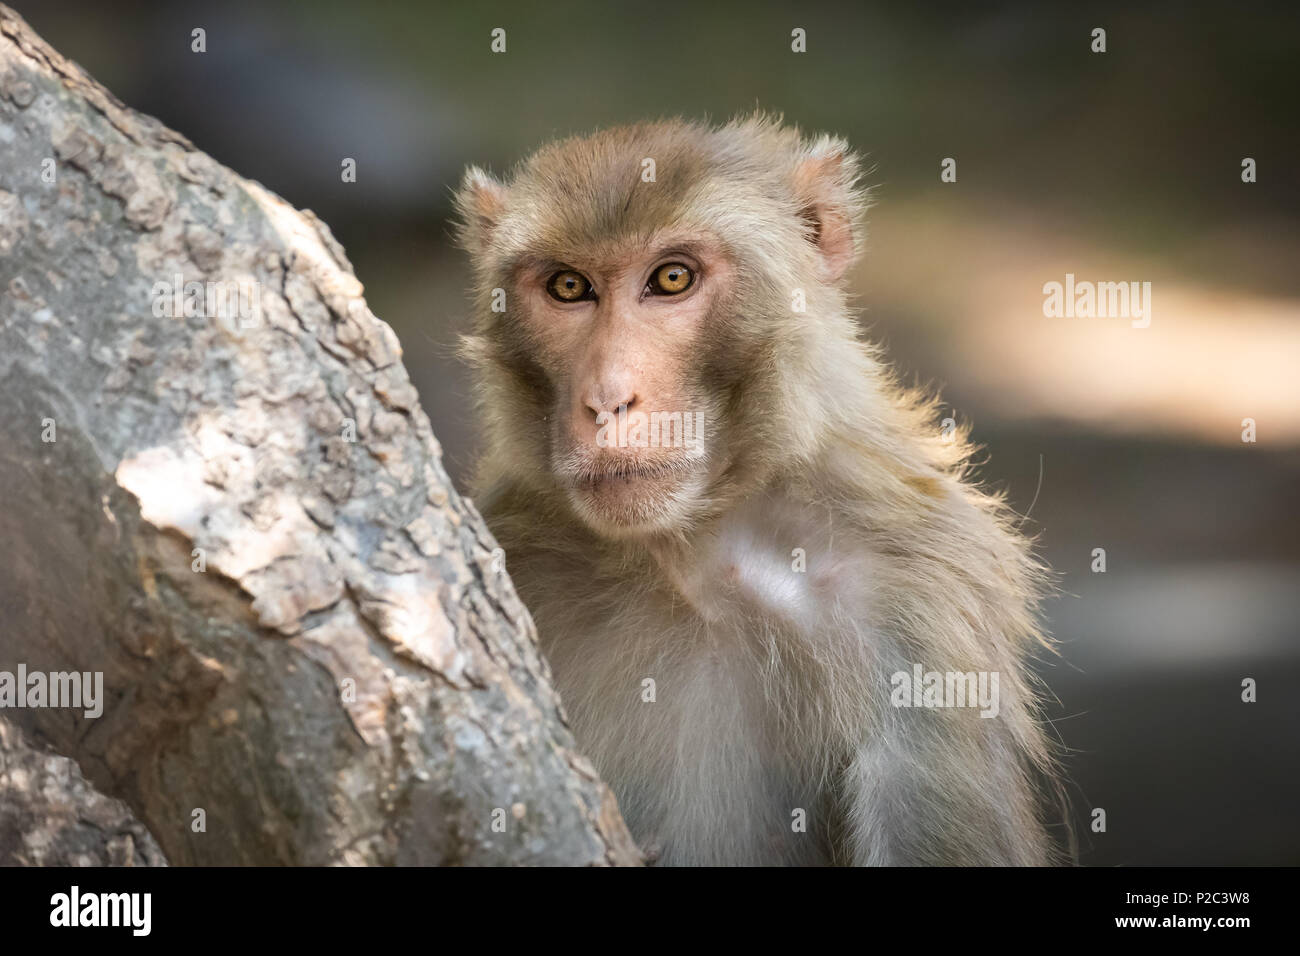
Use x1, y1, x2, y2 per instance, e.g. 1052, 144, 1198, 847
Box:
673, 491, 875, 632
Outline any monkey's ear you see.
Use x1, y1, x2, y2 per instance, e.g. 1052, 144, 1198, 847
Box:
453, 166, 509, 254
793, 139, 862, 283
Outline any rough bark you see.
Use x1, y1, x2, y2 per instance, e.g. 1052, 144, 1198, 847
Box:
0, 717, 167, 866
0, 4, 641, 866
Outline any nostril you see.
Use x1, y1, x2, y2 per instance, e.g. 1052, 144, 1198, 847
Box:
585, 391, 637, 418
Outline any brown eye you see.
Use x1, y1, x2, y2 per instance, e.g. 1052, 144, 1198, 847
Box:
650, 263, 694, 295
548, 270, 592, 302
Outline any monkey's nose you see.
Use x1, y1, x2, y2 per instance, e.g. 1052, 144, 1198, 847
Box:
584, 389, 637, 419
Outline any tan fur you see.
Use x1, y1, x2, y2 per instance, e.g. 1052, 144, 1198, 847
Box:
456, 114, 1065, 866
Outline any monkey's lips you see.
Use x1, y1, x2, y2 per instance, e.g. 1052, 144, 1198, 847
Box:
563, 456, 701, 531
577, 459, 680, 488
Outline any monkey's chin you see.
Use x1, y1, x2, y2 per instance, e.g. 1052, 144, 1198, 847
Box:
566, 466, 706, 538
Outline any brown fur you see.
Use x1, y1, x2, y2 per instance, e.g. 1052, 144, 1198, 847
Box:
456, 114, 1065, 865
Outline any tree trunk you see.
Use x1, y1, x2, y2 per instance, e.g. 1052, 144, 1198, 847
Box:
0, 4, 641, 867
0, 717, 167, 866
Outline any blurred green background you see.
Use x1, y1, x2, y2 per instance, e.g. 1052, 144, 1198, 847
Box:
18, 0, 1299, 864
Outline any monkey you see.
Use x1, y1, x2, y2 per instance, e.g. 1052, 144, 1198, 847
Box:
454, 114, 1065, 866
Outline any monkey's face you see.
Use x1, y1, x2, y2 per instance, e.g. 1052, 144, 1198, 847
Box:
457, 117, 864, 539
512, 235, 742, 536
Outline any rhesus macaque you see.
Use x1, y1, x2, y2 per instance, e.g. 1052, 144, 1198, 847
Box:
456, 115, 1063, 866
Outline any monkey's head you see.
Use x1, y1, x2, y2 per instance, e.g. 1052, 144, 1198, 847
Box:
456, 115, 869, 539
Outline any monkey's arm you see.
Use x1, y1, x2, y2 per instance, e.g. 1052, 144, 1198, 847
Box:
840, 713, 1053, 866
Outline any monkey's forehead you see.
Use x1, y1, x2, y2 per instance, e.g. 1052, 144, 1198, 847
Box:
492, 190, 798, 286
489, 132, 803, 267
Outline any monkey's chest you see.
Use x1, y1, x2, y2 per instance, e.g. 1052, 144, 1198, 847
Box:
534, 495, 873, 863
546, 609, 843, 866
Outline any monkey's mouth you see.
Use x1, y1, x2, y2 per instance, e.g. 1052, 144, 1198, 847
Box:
575, 459, 683, 489
559, 455, 704, 532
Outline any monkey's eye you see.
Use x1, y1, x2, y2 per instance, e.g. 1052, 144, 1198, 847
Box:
548, 270, 593, 302
649, 263, 694, 296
